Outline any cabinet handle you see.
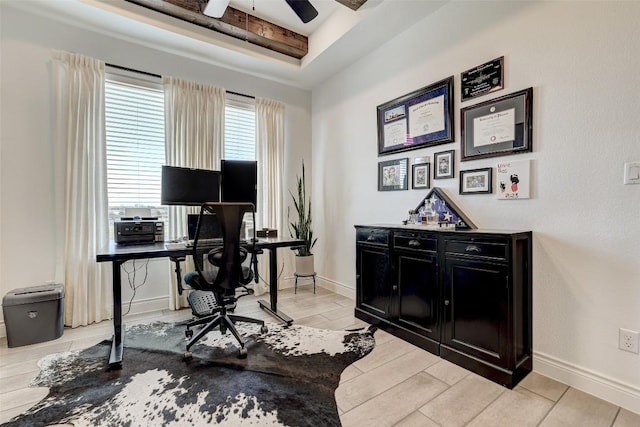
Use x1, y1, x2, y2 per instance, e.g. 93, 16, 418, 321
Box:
408, 239, 421, 247
367, 235, 376, 242
465, 244, 481, 253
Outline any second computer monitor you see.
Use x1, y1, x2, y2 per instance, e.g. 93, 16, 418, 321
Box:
221, 160, 257, 211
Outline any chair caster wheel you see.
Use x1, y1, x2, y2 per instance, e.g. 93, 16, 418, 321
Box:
183, 351, 192, 361
185, 329, 193, 338
260, 325, 268, 334
238, 347, 248, 358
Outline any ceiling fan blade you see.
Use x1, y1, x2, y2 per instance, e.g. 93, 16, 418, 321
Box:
203, 0, 230, 18
285, 0, 319, 24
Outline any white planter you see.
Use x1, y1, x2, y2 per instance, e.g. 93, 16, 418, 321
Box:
295, 254, 315, 276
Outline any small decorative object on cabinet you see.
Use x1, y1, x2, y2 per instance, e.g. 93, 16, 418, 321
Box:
355, 224, 532, 389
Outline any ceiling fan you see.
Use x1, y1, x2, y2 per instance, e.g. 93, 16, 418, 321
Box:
204, 0, 362, 24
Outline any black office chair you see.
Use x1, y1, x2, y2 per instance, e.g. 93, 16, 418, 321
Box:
182, 202, 267, 359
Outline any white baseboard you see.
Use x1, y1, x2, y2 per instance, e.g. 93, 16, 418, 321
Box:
534, 350, 640, 414
316, 275, 356, 300
121, 296, 170, 318
273, 274, 356, 301
0, 296, 170, 340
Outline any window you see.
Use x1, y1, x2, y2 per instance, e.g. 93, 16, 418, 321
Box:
225, 93, 255, 161
105, 74, 166, 235
225, 93, 256, 228
104, 73, 256, 237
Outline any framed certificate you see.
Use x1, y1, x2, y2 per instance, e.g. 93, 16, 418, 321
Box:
460, 88, 533, 161
377, 76, 454, 156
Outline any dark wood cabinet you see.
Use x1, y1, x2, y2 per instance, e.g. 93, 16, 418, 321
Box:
356, 228, 393, 319
355, 225, 532, 388
393, 231, 440, 353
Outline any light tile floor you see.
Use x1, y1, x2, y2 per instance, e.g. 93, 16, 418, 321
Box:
1, 286, 638, 426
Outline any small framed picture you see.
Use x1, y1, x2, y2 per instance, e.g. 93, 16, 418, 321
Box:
412, 163, 430, 189
378, 158, 408, 191
460, 167, 493, 194
434, 150, 455, 179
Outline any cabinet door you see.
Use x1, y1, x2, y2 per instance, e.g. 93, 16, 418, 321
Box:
442, 256, 509, 366
357, 244, 392, 318
396, 251, 439, 340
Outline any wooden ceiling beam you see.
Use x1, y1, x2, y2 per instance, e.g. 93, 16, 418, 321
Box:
126, 0, 308, 59
335, 0, 368, 11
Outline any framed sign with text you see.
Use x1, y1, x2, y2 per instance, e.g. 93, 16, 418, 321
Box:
460, 87, 533, 161
461, 56, 504, 101
377, 76, 454, 156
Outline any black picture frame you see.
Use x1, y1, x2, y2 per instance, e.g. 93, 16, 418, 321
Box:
461, 56, 504, 101
412, 163, 430, 189
433, 149, 455, 179
460, 167, 493, 194
460, 87, 533, 161
377, 76, 454, 156
378, 158, 408, 191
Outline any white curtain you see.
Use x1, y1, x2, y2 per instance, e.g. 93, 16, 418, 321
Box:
163, 76, 225, 309
255, 97, 285, 294
52, 51, 111, 328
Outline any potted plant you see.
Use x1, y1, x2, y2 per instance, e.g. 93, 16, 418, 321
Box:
289, 160, 317, 276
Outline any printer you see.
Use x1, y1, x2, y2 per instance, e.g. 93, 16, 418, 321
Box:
115, 216, 164, 245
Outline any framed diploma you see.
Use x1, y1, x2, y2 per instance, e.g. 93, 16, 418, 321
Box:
377, 76, 454, 156
460, 88, 533, 161
378, 158, 408, 191
461, 56, 504, 101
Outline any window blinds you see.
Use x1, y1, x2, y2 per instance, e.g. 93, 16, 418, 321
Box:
225, 93, 256, 161
105, 79, 165, 209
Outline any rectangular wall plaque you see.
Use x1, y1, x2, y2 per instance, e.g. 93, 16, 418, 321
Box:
461, 56, 504, 101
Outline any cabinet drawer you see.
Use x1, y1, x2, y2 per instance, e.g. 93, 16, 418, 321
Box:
445, 239, 507, 260
394, 233, 437, 252
356, 228, 389, 245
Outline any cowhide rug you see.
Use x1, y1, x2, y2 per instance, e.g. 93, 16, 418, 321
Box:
3, 321, 376, 427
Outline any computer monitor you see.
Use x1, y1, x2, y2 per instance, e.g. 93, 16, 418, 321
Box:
161, 165, 220, 206
187, 213, 222, 240
220, 160, 257, 210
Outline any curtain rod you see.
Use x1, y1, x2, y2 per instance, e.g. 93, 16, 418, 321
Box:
106, 63, 255, 99
106, 63, 161, 79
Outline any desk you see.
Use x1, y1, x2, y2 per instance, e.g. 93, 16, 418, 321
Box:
97, 237, 303, 367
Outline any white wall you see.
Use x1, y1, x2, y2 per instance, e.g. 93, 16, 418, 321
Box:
312, 1, 639, 413
0, 5, 311, 323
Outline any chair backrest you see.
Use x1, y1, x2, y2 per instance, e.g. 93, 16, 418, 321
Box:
192, 202, 256, 292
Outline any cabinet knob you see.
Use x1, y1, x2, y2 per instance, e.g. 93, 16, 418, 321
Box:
392, 285, 398, 291
465, 245, 481, 253
408, 239, 421, 247
444, 300, 450, 306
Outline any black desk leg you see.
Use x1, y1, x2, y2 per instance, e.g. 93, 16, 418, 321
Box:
109, 260, 124, 368
258, 247, 293, 325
